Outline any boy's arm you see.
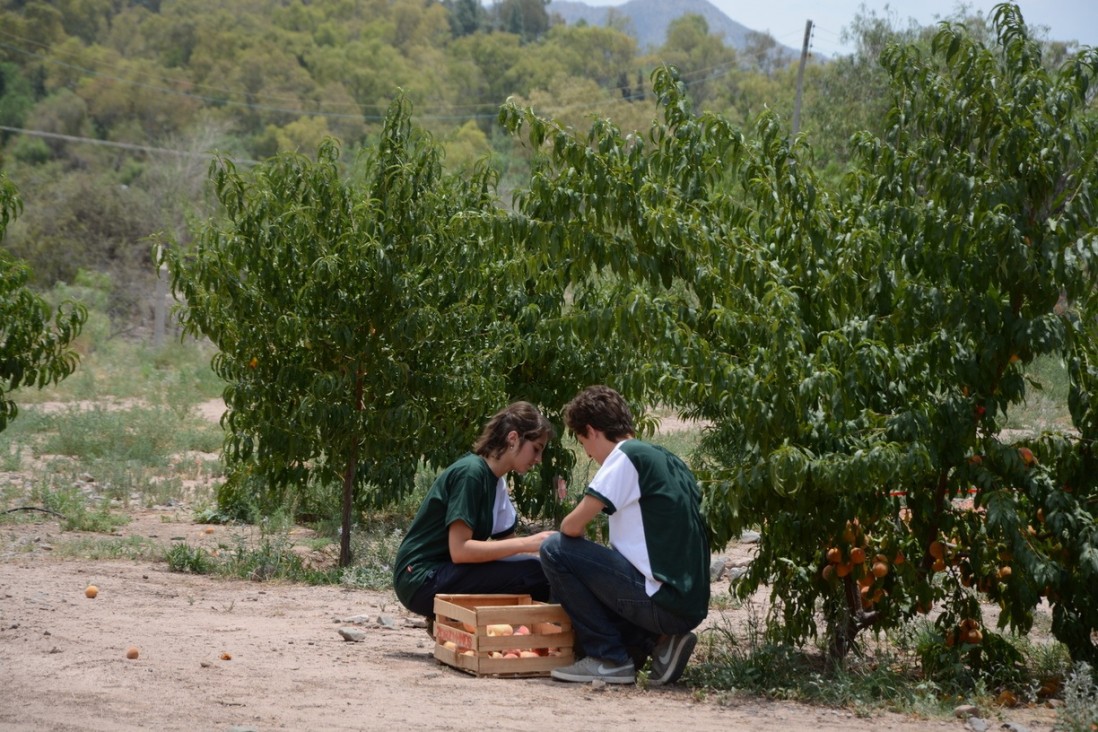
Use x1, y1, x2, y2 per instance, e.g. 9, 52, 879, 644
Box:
560, 495, 606, 537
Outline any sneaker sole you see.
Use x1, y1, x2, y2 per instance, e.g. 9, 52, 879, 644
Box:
650, 633, 697, 686
550, 669, 636, 684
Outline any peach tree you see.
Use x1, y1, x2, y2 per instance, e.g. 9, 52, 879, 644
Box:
1, 174, 86, 432
501, 4, 1098, 670
160, 97, 615, 565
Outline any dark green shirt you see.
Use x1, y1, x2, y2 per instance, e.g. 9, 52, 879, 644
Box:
392, 453, 500, 608
587, 440, 710, 621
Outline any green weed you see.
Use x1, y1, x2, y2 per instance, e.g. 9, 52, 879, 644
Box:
25, 479, 128, 533
37, 406, 184, 466
217, 533, 337, 584
53, 535, 160, 561
165, 542, 214, 574
1057, 662, 1098, 732
341, 525, 406, 591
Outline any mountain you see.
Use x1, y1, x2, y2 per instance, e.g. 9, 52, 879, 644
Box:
548, 0, 800, 58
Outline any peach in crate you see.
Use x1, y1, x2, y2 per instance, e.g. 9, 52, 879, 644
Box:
432, 594, 574, 677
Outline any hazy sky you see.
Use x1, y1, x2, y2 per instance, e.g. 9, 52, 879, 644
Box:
567, 1, 1098, 57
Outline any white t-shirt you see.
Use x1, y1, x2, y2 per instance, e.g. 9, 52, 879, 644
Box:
587, 440, 662, 597
490, 477, 518, 537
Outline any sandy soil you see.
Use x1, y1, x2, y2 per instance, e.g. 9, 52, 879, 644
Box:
0, 400, 1061, 731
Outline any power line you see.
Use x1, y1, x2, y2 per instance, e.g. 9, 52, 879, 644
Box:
0, 125, 258, 165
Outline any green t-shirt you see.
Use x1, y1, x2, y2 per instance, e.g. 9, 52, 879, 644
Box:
586, 439, 710, 621
392, 453, 500, 608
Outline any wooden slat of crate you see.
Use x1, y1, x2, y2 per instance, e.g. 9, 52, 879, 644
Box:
434, 643, 570, 677
432, 594, 574, 677
435, 594, 571, 627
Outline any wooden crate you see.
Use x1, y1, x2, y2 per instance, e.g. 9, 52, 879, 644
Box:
432, 594, 574, 677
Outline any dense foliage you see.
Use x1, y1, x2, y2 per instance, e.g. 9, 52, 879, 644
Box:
0, 174, 87, 431
502, 6, 1098, 667
162, 95, 643, 563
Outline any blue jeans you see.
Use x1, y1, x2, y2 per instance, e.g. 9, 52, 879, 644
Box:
406, 556, 550, 618
539, 532, 699, 665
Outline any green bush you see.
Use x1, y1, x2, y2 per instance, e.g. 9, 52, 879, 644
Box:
165, 542, 213, 574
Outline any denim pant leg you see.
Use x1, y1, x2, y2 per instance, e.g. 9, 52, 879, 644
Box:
407, 557, 550, 618
540, 532, 690, 665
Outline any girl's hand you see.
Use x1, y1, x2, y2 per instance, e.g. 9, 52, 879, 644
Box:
523, 530, 555, 554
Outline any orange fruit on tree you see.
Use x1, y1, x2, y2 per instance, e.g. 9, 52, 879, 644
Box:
835, 562, 853, 578
826, 546, 842, 564
872, 561, 889, 578
850, 547, 866, 564
821, 564, 836, 581
928, 540, 945, 560
998, 565, 1012, 579
932, 558, 947, 572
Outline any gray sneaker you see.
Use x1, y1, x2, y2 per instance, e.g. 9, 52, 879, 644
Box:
649, 632, 697, 685
550, 656, 636, 684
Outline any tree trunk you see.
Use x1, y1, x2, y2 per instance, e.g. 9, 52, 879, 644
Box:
339, 370, 366, 567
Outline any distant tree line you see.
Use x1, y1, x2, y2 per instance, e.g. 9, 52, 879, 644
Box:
0, 0, 1085, 332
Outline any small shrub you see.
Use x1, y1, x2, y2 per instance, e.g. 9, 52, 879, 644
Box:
915, 626, 1026, 693
341, 526, 405, 591
27, 480, 128, 533
1057, 662, 1098, 732
165, 542, 214, 574
218, 533, 336, 584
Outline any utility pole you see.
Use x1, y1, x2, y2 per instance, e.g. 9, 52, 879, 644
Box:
153, 243, 167, 348
792, 19, 813, 136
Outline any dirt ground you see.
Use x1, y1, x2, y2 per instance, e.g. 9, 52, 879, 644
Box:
0, 509, 1061, 732
0, 401, 1062, 731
